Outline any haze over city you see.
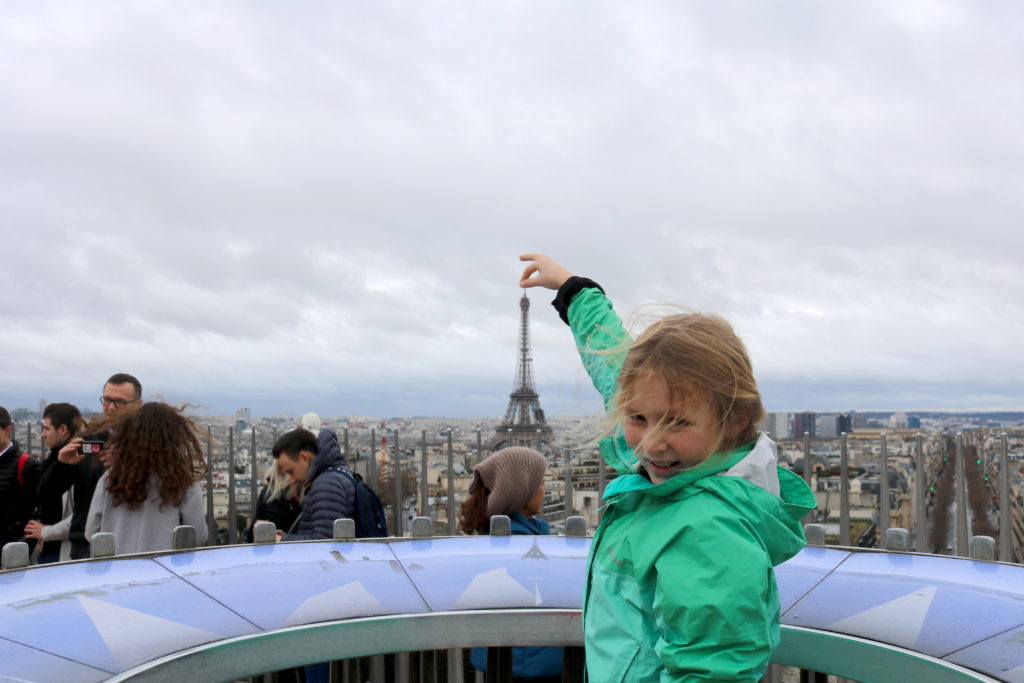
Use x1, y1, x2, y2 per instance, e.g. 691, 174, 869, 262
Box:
4, 2, 1024, 418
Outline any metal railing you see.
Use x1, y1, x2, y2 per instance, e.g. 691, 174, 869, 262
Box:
12, 422, 1024, 562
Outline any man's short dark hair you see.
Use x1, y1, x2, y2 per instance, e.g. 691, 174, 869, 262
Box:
273, 429, 318, 460
0, 407, 10, 430
43, 402, 83, 435
105, 373, 142, 399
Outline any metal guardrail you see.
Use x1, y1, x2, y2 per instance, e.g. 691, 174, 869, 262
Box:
4, 526, 1021, 682
11, 422, 1024, 564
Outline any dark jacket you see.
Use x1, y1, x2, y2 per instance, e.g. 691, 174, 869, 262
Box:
245, 482, 301, 542
283, 429, 356, 541
34, 443, 70, 558
36, 449, 105, 560
0, 440, 40, 548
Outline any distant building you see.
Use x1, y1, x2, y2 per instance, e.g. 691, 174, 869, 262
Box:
793, 411, 816, 438
907, 415, 922, 429
836, 413, 852, 435
819, 414, 838, 438
761, 412, 790, 439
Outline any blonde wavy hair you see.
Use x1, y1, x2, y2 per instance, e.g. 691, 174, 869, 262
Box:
613, 312, 764, 461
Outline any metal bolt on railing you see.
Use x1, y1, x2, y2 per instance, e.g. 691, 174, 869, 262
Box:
1, 541, 30, 570
565, 516, 588, 537
804, 524, 826, 546
490, 515, 511, 537
884, 528, 909, 552
333, 518, 356, 540
90, 532, 116, 558
969, 535, 997, 561
172, 525, 197, 550
252, 521, 277, 544
411, 516, 433, 538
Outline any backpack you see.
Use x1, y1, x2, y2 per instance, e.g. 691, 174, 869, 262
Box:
328, 465, 388, 538
16, 453, 29, 487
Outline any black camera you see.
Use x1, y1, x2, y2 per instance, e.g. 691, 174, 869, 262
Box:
79, 440, 105, 455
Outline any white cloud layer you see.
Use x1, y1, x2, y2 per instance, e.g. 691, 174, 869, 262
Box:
3, 1, 1024, 416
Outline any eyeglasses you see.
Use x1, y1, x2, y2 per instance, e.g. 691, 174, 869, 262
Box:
100, 396, 140, 408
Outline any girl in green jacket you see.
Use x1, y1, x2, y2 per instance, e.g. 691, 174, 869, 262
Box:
519, 253, 815, 682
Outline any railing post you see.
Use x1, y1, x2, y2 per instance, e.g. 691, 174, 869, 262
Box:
250, 425, 258, 533
392, 429, 402, 538
228, 426, 237, 545
914, 433, 926, 552
205, 425, 216, 545
447, 430, 456, 536
370, 428, 377, 491
475, 428, 483, 468
421, 428, 429, 518
879, 432, 890, 543
839, 432, 850, 546
802, 431, 814, 524
447, 648, 464, 683
999, 433, 1011, 562
343, 427, 349, 462
564, 438, 573, 519
955, 432, 969, 556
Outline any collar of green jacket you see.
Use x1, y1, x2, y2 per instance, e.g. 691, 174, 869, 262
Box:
602, 439, 757, 501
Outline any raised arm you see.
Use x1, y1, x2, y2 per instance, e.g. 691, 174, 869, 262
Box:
519, 253, 631, 407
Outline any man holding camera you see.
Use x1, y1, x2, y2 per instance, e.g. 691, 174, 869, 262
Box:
24, 403, 84, 563
0, 406, 41, 550
36, 373, 142, 559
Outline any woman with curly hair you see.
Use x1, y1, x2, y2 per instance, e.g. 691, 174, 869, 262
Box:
84, 402, 208, 554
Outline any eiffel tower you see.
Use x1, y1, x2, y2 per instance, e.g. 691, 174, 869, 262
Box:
490, 293, 554, 452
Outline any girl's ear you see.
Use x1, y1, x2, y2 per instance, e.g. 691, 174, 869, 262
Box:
727, 407, 753, 442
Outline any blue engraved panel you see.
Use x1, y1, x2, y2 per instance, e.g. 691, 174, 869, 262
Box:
777, 546, 851, 615
156, 542, 429, 630
0, 557, 258, 673
782, 551, 1024, 657
0, 636, 110, 683
389, 535, 589, 612
946, 624, 1024, 682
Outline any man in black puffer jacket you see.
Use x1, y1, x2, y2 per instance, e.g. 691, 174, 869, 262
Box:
274, 427, 356, 541
0, 406, 40, 550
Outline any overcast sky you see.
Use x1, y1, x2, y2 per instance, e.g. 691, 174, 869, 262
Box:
3, 2, 1023, 419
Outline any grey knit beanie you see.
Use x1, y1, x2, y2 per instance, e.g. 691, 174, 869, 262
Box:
470, 447, 548, 517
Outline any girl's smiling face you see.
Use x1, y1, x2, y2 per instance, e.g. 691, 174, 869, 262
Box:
622, 375, 722, 484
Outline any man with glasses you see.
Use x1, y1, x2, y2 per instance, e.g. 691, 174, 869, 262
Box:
100, 373, 143, 416
37, 373, 143, 559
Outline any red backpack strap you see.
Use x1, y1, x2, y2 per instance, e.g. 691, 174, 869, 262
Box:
17, 452, 29, 487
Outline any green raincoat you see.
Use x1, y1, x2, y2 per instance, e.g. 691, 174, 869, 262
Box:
565, 285, 815, 681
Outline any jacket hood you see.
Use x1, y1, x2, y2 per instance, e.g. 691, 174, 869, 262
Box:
603, 432, 814, 566
308, 428, 346, 482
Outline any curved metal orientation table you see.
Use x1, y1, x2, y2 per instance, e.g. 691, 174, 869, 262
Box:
1, 536, 1021, 681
